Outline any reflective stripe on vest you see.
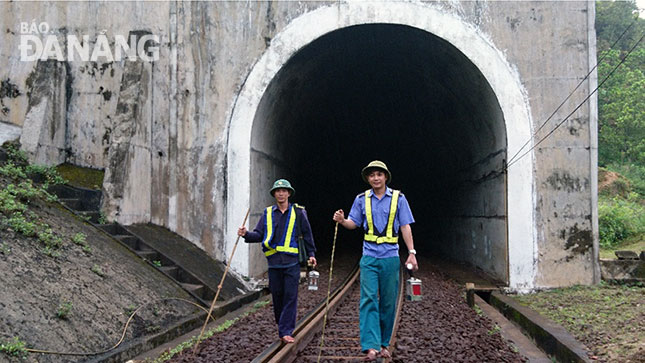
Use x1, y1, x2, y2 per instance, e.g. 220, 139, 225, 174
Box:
262, 205, 299, 256
364, 189, 400, 244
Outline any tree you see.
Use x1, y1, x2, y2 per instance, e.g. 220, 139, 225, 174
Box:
596, 1, 645, 166
596, 0, 643, 52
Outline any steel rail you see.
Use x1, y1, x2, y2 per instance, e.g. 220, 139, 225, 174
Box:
251, 262, 360, 363
253, 263, 407, 363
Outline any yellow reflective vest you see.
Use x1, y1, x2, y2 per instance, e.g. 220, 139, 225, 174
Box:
364, 189, 400, 244
262, 204, 301, 256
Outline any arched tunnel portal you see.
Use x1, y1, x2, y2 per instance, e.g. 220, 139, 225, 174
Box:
251, 23, 508, 283
228, 3, 536, 290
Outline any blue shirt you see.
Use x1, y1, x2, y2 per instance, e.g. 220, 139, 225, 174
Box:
244, 203, 316, 268
348, 187, 415, 258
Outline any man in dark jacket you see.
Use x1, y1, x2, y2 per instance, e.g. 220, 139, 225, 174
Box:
238, 179, 316, 344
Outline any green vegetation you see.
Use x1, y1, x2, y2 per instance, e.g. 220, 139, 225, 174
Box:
514, 282, 644, 361
56, 301, 73, 320
596, 1, 645, 254
598, 193, 645, 249
152, 260, 162, 268
98, 212, 107, 225
56, 163, 104, 190
596, 0, 644, 167
79, 212, 92, 222
0, 142, 81, 258
72, 232, 86, 245
26, 164, 66, 185
72, 232, 91, 253
125, 303, 137, 317
150, 299, 271, 362
487, 323, 501, 336
0, 162, 27, 179
5, 144, 28, 165
91, 264, 106, 277
0, 337, 27, 359
473, 304, 483, 317
0, 242, 10, 254
600, 237, 645, 259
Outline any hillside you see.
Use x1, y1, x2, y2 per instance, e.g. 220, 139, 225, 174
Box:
0, 145, 201, 362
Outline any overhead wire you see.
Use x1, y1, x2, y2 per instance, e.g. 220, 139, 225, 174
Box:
506, 30, 644, 171
506, 12, 642, 167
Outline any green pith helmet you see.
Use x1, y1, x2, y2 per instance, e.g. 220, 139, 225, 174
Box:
361, 160, 391, 184
270, 179, 295, 196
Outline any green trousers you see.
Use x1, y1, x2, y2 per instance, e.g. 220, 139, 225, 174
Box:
359, 255, 400, 351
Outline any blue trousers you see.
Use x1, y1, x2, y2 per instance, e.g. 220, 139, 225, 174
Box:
268, 264, 300, 338
359, 255, 400, 352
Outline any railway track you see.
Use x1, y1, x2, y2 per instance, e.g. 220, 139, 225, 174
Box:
253, 261, 405, 363
168, 254, 527, 363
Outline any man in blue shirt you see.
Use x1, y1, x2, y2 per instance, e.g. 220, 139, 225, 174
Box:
333, 161, 417, 361
238, 179, 316, 344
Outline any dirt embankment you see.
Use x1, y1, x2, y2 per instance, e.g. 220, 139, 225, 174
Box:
599, 168, 631, 197
0, 172, 200, 362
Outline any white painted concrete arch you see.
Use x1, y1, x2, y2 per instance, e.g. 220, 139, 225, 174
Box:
227, 1, 536, 290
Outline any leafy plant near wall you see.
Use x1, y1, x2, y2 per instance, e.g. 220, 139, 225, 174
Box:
0, 142, 80, 257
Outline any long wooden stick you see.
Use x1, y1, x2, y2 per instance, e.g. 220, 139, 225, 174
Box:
193, 208, 251, 355
317, 222, 339, 363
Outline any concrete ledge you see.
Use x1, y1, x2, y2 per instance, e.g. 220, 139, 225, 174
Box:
599, 259, 645, 281
488, 292, 591, 363
474, 295, 550, 362
88, 288, 267, 363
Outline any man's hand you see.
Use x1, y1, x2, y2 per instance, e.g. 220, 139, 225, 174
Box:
405, 253, 418, 271
332, 209, 345, 223
237, 226, 247, 237
308, 256, 317, 267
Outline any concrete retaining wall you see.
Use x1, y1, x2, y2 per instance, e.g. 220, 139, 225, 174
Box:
0, 1, 598, 289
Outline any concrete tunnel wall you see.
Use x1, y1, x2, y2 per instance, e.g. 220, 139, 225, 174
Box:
227, 2, 537, 286
1, 1, 598, 290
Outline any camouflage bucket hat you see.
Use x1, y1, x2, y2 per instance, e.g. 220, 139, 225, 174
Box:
269, 179, 295, 196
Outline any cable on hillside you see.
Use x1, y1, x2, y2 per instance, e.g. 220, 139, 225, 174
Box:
23, 297, 214, 357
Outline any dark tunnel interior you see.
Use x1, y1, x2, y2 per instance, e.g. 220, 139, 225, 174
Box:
251, 24, 509, 282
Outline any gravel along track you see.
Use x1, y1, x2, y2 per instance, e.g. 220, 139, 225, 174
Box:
169, 254, 526, 362
393, 256, 527, 363
168, 251, 360, 363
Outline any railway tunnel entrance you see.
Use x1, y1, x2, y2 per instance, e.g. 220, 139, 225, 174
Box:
252, 23, 509, 283
228, 3, 536, 290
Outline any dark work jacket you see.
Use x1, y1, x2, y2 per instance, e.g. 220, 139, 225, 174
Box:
244, 203, 316, 268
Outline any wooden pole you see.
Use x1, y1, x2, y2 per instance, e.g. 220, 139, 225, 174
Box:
193, 208, 251, 355
466, 282, 475, 308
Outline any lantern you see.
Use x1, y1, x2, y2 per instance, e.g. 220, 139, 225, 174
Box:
308, 269, 319, 291
405, 263, 422, 301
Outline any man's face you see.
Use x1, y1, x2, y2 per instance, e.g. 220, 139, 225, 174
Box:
273, 188, 290, 202
367, 170, 387, 189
